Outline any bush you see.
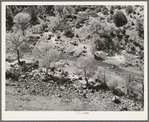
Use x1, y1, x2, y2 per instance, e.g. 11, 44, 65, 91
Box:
110, 6, 114, 15
6, 6, 14, 30
89, 18, 103, 35
55, 5, 64, 17
64, 6, 75, 16
23, 6, 39, 25
6, 67, 21, 81
113, 11, 127, 27
102, 6, 109, 15
136, 19, 144, 39
89, 11, 99, 17
45, 5, 55, 16
77, 11, 88, 22
125, 5, 134, 15
126, 74, 144, 100
95, 34, 114, 53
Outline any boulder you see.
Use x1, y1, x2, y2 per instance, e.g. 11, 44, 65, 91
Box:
32, 25, 43, 34
94, 51, 106, 60
59, 86, 65, 91
112, 88, 125, 96
112, 95, 121, 104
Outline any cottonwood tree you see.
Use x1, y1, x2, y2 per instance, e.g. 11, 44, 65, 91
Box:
77, 57, 94, 86
7, 30, 30, 64
32, 42, 61, 74
7, 13, 31, 64
13, 12, 31, 36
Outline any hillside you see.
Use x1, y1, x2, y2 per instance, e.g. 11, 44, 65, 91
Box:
6, 5, 144, 111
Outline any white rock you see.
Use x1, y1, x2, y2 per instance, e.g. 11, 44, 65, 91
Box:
94, 51, 106, 60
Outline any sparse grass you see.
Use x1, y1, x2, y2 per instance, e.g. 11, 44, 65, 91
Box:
126, 73, 144, 102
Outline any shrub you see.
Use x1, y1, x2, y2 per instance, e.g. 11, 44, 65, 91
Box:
136, 19, 144, 39
95, 34, 114, 53
126, 74, 144, 101
113, 11, 127, 27
110, 6, 114, 15
55, 5, 64, 17
114, 5, 123, 10
125, 5, 134, 15
64, 6, 75, 16
6, 6, 14, 30
89, 18, 103, 35
89, 11, 99, 17
23, 6, 39, 25
77, 11, 88, 22
102, 6, 109, 15
45, 5, 55, 16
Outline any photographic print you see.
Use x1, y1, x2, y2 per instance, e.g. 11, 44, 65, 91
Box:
2, 1, 148, 120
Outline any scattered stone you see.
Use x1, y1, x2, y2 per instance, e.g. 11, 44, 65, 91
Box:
21, 75, 26, 79
34, 82, 38, 86
83, 93, 87, 98
120, 107, 128, 111
59, 86, 65, 91
112, 96, 121, 104
82, 50, 87, 53
111, 66, 115, 69
73, 84, 78, 89
83, 46, 87, 49
82, 85, 87, 89
78, 77, 83, 80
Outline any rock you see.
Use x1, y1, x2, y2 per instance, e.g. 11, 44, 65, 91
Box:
82, 85, 87, 89
112, 96, 121, 104
120, 107, 129, 111
20, 75, 26, 79
32, 25, 43, 34
82, 50, 87, 53
94, 51, 106, 60
113, 88, 125, 96
28, 35, 40, 40
111, 65, 115, 69
73, 84, 78, 90
78, 77, 83, 80
59, 86, 65, 91
83, 46, 87, 49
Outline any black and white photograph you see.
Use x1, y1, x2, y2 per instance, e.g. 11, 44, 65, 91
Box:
2, 1, 148, 120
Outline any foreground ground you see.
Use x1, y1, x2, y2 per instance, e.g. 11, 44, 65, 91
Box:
6, 57, 144, 111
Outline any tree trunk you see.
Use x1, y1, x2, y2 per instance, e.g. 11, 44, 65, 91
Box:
84, 67, 89, 85
104, 66, 106, 83
17, 49, 20, 64
46, 67, 48, 74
